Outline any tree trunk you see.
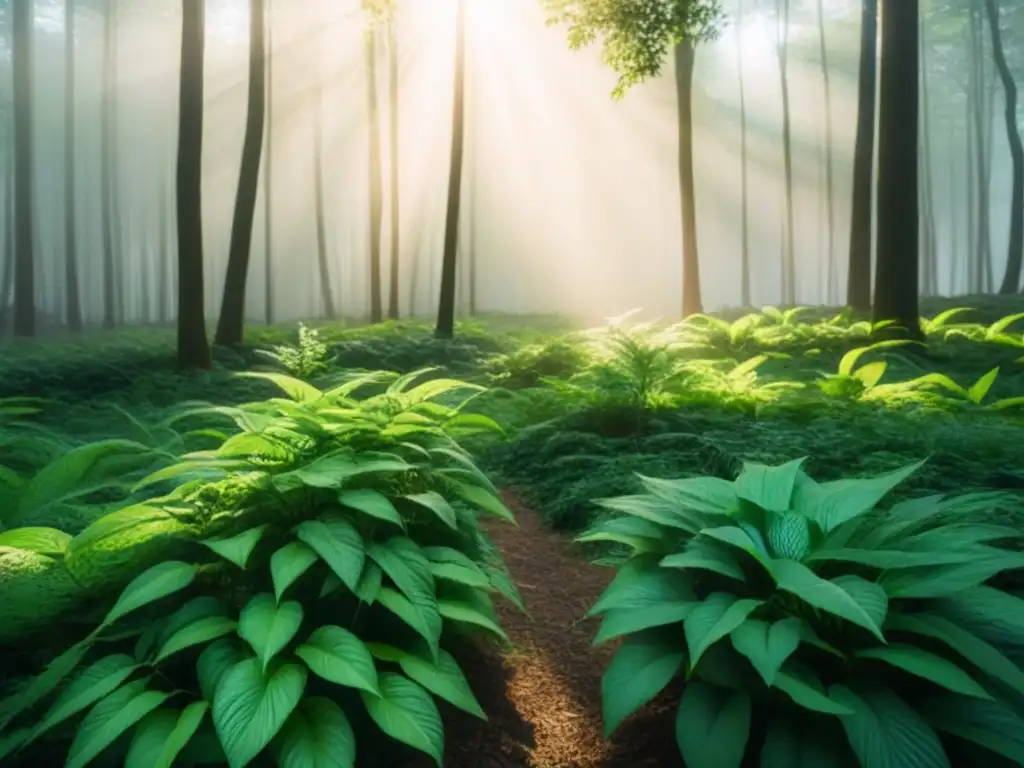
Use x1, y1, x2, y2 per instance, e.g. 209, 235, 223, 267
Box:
313, 20, 335, 320
948, 147, 959, 294
776, 0, 796, 304
871, 0, 922, 339
101, 1, 116, 329
366, 29, 384, 323
815, 0, 837, 306
387, 20, 400, 320
264, 0, 274, 325
737, 0, 751, 306
12, 0, 35, 337
214, 0, 266, 346
157, 162, 170, 323
676, 42, 703, 318
435, 0, 466, 339
176, 0, 212, 370
1, 163, 12, 324
64, 0, 82, 332
847, 0, 878, 311
984, 0, 1023, 293
969, 6, 992, 293
919, 18, 938, 298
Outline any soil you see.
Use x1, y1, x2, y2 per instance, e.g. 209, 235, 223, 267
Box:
384, 492, 684, 768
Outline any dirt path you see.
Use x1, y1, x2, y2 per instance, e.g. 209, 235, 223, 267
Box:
418, 492, 684, 768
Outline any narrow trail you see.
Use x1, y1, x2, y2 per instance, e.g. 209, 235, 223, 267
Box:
416, 492, 684, 768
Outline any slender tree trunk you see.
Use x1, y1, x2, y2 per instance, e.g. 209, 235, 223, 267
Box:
847, 0, 878, 311
12, 0, 35, 337
948, 147, 959, 294
435, 0, 466, 339
313, 23, 335, 320
919, 19, 938, 298
969, 6, 992, 292
387, 20, 400, 319
157, 162, 170, 323
1, 163, 12, 322
982, 53, 996, 292
63, 0, 82, 332
776, 0, 796, 304
264, 0, 274, 324
872, 0, 922, 339
984, 0, 1023, 293
815, 0, 837, 305
101, 1, 116, 329
676, 42, 703, 317
966, 75, 978, 293
176, 0, 212, 370
737, 0, 751, 306
366, 28, 384, 323
214, 0, 266, 346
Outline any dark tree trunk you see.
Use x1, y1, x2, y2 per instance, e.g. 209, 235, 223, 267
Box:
948, 147, 959, 294
984, 0, 1023, 293
101, 1, 117, 329
435, 0, 466, 339
214, 0, 266, 346
675, 42, 703, 317
12, 0, 35, 337
64, 0, 82, 332
157, 163, 170, 323
387, 20, 400, 320
871, 0, 922, 340
1, 163, 12, 322
264, 0, 274, 325
815, 0, 837, 305
776, 0, 796, 304
919, 19, 938, 298
847, 0, 878, 311
313, 22, 335, 320
176, 0, 212, 370
366, 29, 384, 323
738, 0, 750, 306
969, 6, 992, 292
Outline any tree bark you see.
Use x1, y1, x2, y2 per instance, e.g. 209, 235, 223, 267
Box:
776, 0, 796, 304
214, 0, 267, 346
435, 0, 466, 339
264, 0, 274, 324
676, 42, 703, 318
101, 0, 117, 329
387, 20, 400, 319
847, 0, 877, 311
871, 0, 922, 340
313, 17, 335, 320
737, 0, 751, 306
366, 28, 384, 323
64, 0, 82, 332
12, 0, 35, 337
815, 0, 837, 305
176, 0, 212, 370
919, 18, 938, 298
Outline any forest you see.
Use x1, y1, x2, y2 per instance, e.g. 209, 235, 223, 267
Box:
0, 0, 1023, 766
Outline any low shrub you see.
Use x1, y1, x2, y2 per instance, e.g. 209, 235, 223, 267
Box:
582, 458, 1024, 766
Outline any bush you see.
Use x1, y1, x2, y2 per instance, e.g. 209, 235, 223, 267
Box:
581, 458, 1024, 766
0, 369, 521, 767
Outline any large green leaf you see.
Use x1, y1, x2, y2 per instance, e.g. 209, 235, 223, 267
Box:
674, 682, 750, 768
238, 594, 304, 671
934, 586, 1024, 647
660, 544, 745, 581
792, 461, 924, 533
212, 659, 307, 768
30, 654, 138, 742
197, 639, 249, 702
601, 628, 686, 737
0, 527, 72, 557
338, 489, 404, 528
295, 518, 365, 593
879, 554, 1024, 599
362, 672, 444, 766
760, 719, 848, 767
805, 548, 980, 570
275, 697, 356, 768
202, 526, 268, 569
638, 474, 738, 516
125, 701, 209, 768
773, 668, 854, 715
438, 599, 510, 643
404, 492, 458, 529
734, 458, 806, 513
103, 561, 197, 626
65, 680, 170, 768
155, 611, 237, 664
577, 516, 668, 553
919, 694, 1024, 765
448, 482, 516, 523
857, 645, 991, 699
236, 372, 323, 402
592, 568, 696, 645
0, 641, 90, 733
397, 648, 486, 719
830, 685, 950, 768
729, 618, 802, 686
377, 587, 444, 658
295, 625, 379, 696
270, 542, 320, 602
772, 559, 885, 641
684, 593, 764, 668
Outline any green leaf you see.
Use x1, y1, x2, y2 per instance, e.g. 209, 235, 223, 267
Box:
660, 547, 744, 581
197, 639, 248, 701
729, 618, 802, 686
362, 672, 444, 766
674, 682, 751, 768
919, 694, 1024, 765
377, 587, 444, 657
155, 616, 238, 664
857, 644, 992, 699
295, 517, 365, 593
270, 542, 320, 602
601, 628, 686, 738
355, 561, 383, 603
700, 526, 773, 569
369, 538, 441, 640
0, 641, 90, 733
397, 647, 486, 719
338, 488, 404, 527
886, 613, 1024, 696
202, 526, 268, 569
734, 458, 806, 513
772, 559, 885, 641
0, 527, 72, 557
295, 625, 379, 696
404, 491, 458, 529
967, 367, 999, 404
236, 372, 323, 403
588, 562, 689, 617
879, 554, 1024, 599
212, 659, 307, 768
773, 668, 854, 715
438, 598, 510, 642
638, 474, 738, 516
126, 701, 209, 768
66, 680, 170, 768
761, 719, 848, 767
103, 561, 197, 626
830, 685, 950, 768
577, 516, 667, 552
428, 560, 492, 589
684, 593, 763, 668
592, 569, 696, 645
30, 654, 138, 742
831, 574, 889, 628
275, 697, 356, 768
448, 482, 516, 523
238, 594, 304, 671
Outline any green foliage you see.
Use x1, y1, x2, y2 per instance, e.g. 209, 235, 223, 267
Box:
255, 324, 333, 381
582, 459, 1024, 766
0, 369, 521, 767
